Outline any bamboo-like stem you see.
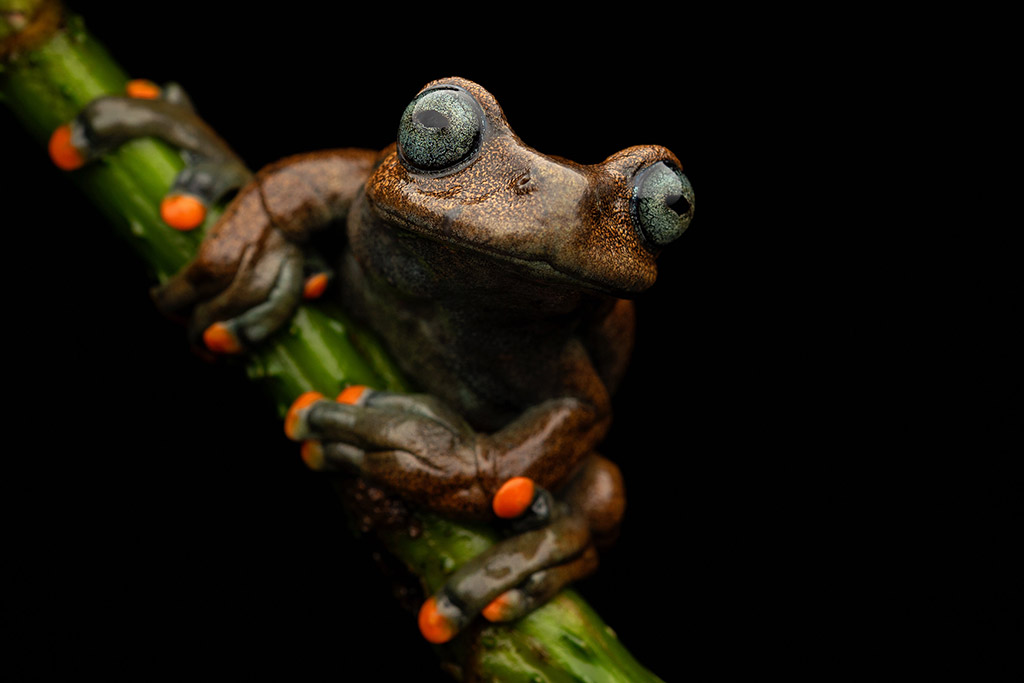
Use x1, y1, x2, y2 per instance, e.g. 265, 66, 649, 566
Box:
2, 4, 664, 681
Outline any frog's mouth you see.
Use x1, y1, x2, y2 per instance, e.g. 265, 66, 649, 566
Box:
373, 203, 650, 298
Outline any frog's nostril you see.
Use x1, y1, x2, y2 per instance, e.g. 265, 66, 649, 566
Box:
512, 170, 536, 195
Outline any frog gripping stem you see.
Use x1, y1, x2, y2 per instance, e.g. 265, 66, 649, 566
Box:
47, 78, 251, 231
6, 17, 676, 673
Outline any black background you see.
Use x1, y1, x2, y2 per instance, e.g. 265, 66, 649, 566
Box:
6, 3, 1018, 680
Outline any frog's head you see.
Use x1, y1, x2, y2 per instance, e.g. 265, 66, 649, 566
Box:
365, 77, 694, 297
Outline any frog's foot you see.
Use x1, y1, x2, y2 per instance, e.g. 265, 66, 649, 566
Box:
159, 158, 250, 231
48, 79, 252, 230
286, 388, 482, 512
189, 239, 306, 353
480, 545, 599, 623
418, 513, 595, 643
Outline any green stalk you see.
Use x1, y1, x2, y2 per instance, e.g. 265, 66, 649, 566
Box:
2, 4, 664, 681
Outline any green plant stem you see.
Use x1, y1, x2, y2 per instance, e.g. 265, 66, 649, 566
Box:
2, 4, 664, 681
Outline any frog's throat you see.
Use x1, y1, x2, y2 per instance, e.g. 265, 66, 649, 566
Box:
373, 205, 634, 298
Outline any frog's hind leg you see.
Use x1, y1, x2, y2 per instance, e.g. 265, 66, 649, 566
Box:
48, 80, 252, 231
418, 454, 625, 642
480, 545, 600, 623
418, 511, 594, 644
480, 455, 625, 623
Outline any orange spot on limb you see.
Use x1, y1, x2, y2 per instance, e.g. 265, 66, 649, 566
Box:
48, 125, 85, 170
285, 391, 325, 440
203, 322, 242, 354
336, 385, 368, 405
160, 194, 206, 231
125, 79, 161, 99
492, 477, 536, 519
302, 272, 329, 300
418, 597, 456, 644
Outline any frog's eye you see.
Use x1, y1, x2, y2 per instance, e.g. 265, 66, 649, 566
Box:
632, 161, 695, 247
398, 87, 484, 172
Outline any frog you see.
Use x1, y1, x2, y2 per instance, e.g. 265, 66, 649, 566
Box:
49, 76, 694, 644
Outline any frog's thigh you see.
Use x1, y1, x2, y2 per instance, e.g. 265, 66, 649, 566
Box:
559, 453, 626, 546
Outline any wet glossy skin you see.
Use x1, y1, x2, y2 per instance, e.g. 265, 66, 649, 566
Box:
55, 76, 694, 642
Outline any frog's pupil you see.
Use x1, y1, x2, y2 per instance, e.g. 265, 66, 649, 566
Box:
665, 192, 689, 214
415, 109, 449, 129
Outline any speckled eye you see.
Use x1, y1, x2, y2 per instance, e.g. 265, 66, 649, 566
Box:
397, 87, 483, 172
632, 162, 694, 247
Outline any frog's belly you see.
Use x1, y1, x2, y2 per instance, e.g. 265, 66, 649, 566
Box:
338, 250, 530, 431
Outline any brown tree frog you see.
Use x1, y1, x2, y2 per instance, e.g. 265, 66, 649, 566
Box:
50, 77, 694, 643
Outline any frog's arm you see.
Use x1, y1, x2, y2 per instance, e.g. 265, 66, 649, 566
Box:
292, 295, 633, 511
49, 83, 251, 230
48, 86, 379, 350
287, 339, 612, 518
152, 148, 379, 350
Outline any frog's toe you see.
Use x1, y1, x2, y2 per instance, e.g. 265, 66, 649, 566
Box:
418, 595, 466, 644
493, 476, 557, 533
285, 391, 326, 440
192, 243, 306, 352
492, 476, 535, 519
161, 158, 250, 232
417, 514, 591, 641
125, 78, 162, 100
335, 384, 371, 405
160, 192, 208, 231
201, 321, 243, 354
302, 271, 331, 300
481, 546, 599, 623
48, 124, 87, 171
299, 440, 325, 470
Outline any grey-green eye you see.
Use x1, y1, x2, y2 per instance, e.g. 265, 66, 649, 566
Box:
632, 161, 694, 247
397, 87, 483, 172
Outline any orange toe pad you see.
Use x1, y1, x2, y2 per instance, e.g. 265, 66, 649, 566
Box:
418, 597, 457, 644
285, 391, 325, 440
303, 272, 329, 300
300, 441, 325, 470
126, 79, 161, 99
482, 592, 515, 622
160, 194, 206, 230
492, 476, 536, 519
202, 322, 242, 355
336, 385, 368, 405
49, 125, 86, 171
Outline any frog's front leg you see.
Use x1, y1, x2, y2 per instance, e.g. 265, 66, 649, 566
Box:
51, 82, 380, 350
286, 384, 622, 643
49, 80, 252, 230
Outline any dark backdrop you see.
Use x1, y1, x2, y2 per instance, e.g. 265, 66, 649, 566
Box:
7, 3, 1016, 680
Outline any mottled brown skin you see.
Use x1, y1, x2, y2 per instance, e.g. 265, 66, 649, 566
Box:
68, 76, 692, 638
